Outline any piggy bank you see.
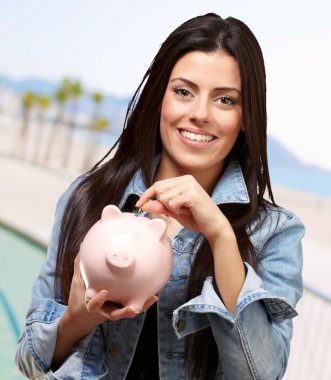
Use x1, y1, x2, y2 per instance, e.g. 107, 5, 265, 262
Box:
79, 205, 173, 312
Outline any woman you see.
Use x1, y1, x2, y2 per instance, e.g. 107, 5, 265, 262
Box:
16, 13, 304, 379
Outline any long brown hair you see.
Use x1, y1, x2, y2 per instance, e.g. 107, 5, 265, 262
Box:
55, 13, 274, 379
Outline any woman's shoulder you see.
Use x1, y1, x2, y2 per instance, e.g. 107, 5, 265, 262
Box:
261, 201, 299, 226
56, 173, 89, 212
249, 201, 305, 252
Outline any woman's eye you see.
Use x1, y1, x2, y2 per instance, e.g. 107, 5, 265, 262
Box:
174, 88, 192, 98
218, 96, 235, 105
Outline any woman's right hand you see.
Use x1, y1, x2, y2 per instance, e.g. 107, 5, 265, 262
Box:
65, 254, 158, 334
52, 254, 158, 370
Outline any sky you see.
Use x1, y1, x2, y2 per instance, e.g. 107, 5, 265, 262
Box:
1, 0, 331, 170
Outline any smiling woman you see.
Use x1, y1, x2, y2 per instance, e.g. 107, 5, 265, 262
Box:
158, 50, 243, 189
16, 13, 304, 380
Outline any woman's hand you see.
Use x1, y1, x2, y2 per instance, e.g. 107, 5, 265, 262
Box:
65, 255, 158, 332
52, 254, 158, 369
136, 175, 245, 315
136, 175, 232, 243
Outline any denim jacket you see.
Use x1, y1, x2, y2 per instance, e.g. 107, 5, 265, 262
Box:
16, 159, 304, 379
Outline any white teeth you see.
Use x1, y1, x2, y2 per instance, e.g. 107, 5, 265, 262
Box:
180, 130, 214, 142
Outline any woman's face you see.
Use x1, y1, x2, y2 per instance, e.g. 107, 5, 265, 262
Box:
159, 50, 243, 185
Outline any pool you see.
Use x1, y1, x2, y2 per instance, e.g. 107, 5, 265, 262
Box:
0, 224, 46, 379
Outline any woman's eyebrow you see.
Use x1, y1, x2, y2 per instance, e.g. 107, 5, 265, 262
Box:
169, 77, 198, 89
169, 77, 241, 94
214, 86, 241, 94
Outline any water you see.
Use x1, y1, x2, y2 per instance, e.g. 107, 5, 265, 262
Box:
0, 225, 45, 379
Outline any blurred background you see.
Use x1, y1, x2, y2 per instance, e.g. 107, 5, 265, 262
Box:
0, 0, 330, 378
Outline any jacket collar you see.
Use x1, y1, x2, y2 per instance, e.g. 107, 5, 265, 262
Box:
211, 158, 250, 204
119, 155, 250, 209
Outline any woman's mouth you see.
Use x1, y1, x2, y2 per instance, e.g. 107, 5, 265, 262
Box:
179, 129, 215, 142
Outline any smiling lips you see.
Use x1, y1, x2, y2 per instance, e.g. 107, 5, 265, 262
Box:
179, 129, 215, 142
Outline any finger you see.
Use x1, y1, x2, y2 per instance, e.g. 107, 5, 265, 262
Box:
140, 200, 175, 216
86, 289, 109, 313
72, 253, 87, 289
156, 181, 190, 203
73, 252, 81, 272
167, 193, 193, 213
136, 178, 180, 207
105, 306, 140, 321
135, 186, 158, 208
148, 193, 191, 216
141, 295, 158, 311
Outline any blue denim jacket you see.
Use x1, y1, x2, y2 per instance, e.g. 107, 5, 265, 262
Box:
16, 159, 304, 379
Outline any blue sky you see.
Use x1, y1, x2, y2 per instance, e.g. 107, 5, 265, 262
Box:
1, 0, 331, 170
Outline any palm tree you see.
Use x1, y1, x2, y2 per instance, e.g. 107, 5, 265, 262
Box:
14, 91, 36, 157
62, 79, 84, 168
43, 83, 69, 165
31, 95, 51, 163
91, 91, 103, 118
82, 117, 109, 170
81, 91, 104, 169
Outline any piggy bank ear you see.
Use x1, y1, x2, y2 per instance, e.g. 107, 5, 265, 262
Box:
101, 205, 123, 223
146, 219, 167, 241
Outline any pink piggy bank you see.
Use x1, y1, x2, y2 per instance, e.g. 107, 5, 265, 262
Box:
79, 205, 173, 312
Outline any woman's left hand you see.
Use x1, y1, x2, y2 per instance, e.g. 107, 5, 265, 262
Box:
136, 175, 230, 242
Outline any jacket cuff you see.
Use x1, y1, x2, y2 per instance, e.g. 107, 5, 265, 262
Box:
172, 263, 297, 338
24, 299, 108, 378
25, 299, 66, 372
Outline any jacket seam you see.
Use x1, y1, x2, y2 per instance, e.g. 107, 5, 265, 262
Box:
26, 325, 49, 374
235, 319, 259, 380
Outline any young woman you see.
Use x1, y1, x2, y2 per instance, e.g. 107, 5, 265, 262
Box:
16, 13, 304, 380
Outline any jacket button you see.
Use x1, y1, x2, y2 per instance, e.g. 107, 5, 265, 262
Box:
110, 347, 122, 357
177, 320, 186, 332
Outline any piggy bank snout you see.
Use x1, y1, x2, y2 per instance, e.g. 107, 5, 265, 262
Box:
106, 249, 134, 269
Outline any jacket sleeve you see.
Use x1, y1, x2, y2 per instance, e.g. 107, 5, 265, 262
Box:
173, 210, 304, 380
15, 178, 108, 379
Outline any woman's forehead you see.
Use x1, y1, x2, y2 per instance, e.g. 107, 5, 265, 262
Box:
169, 50, 241, 91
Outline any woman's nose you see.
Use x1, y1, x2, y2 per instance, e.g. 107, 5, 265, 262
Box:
190, 98, 211, 123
